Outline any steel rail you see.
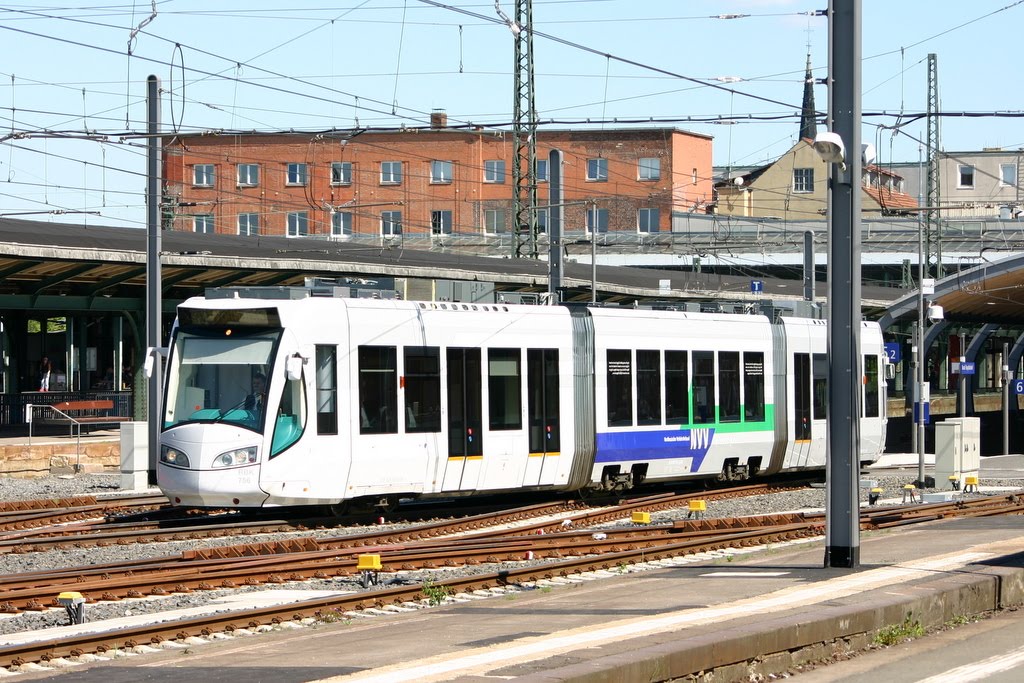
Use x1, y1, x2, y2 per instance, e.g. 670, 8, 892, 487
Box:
0, 523, 821, 669
3, 492, 1024, 668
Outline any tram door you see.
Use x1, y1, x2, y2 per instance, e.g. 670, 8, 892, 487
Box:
524, 349, 560, 486
442, 348, 483, 491
792, 352, 813, 465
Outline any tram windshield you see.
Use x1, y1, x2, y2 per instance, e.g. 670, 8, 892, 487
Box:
163, 330, 281, 431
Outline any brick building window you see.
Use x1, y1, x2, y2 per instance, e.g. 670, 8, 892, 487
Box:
638, 208, 660, 233
536, 208, 548, 234
287, 211, 309, 237
287, 163, 308, 186
431, 210, 452, 234
793, 168, 814, 193
587, 158, 608, 182
238, 213, 259, 236
193, 214, 215, 234
638, 158, 660, 181
332, 211, 352, 236
331, 161, 352, 185
586, 207, 609, 233
484, 160, 505, 184
381, 210, 402, 235
381, 161, 402, 185
237, 163, 259, 187
535, 159, 548, 182
193, 164, 214, 187
431, 161, 453, 184
484, 208, 506, 234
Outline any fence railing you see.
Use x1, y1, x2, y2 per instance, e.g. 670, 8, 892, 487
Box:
0, 391, 134, 426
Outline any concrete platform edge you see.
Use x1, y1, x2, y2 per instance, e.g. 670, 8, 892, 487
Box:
512, 557, 1024, 683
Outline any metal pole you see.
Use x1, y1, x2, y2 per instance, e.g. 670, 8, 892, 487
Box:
1003, 342, 1010, 456
547, 149, 564, 303
916, 190, 927, 487
911, 324, 918, 457
803, 230, 814, 302
590, 200, 597, 305
954, 333, 962, 419
824, 0, 862, 569
146, 75, 162, 485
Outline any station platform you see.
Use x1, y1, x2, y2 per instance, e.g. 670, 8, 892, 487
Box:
11, 458, 1024, 683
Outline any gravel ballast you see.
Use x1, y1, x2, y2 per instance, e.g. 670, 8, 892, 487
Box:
1, 470, 1020, 640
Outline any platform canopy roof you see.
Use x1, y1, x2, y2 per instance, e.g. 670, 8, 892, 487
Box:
0, 216, 924, 316
877, 253, 1024, 330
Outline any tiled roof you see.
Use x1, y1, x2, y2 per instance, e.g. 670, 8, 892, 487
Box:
864, 185, 919, 212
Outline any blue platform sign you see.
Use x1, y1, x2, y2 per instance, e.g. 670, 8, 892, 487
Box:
750, 280, 764, 294
959, 361, 976, 375
913, 401, 930, 425
884, 343, 901, 364
1013, 379, 1024, 395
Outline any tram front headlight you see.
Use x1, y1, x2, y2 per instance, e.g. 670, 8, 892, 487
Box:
212, 446, 258, 469
160, 446, 190, 468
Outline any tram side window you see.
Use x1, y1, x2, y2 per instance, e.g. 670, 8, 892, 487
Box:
665, 350, 689, 425
404, 346, 441, 433
606, 349, 633, 427
271, 363, 307, 457
488, 348, 522, 430
718, 351, 740, 423
864, 354, 880, 418
743, 352, 765, 422
692, 351, 715, 424
358, 346, 398, 435
315, 345, 338, 435
812, 353, 828, 420
637, 350, 661, 426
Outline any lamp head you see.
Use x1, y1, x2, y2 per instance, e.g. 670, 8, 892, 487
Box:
813, 131, 846, 166
861, 143, 877, 167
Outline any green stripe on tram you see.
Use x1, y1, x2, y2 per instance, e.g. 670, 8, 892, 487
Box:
671, 404, 777, 434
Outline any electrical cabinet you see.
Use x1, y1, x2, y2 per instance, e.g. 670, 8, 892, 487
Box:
934, 417, 980, 490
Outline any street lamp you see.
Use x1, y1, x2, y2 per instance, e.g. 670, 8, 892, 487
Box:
813, 131, 847, 169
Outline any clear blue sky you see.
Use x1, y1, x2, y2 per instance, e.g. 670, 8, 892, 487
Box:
1, 0, 1021, 228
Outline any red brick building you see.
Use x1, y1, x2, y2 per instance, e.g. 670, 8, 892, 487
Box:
163, 124, 712, 239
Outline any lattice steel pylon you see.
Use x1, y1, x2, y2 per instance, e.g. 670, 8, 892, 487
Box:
506, 0, 538, 259
925, 53, 943, 278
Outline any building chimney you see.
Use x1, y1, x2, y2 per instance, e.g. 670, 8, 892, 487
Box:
431, 109, 448, 129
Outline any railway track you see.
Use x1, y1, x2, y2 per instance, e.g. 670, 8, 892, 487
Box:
4, 488, 1021, 670
0, 481, 793, 555
0, 492, 168, 535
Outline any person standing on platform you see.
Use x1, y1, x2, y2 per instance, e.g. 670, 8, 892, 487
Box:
39, 357, 51, 392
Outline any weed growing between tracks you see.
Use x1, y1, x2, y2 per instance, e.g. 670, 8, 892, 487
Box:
873, 615, 925, 645
421, 580, 452, 606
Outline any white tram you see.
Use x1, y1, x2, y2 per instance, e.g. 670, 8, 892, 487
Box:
157, 287, 887, 508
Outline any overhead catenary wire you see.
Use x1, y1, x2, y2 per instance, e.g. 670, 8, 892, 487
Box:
1, 1, 1021, 227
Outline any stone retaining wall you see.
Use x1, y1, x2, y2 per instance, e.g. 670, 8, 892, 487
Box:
0, 441, 120, 477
